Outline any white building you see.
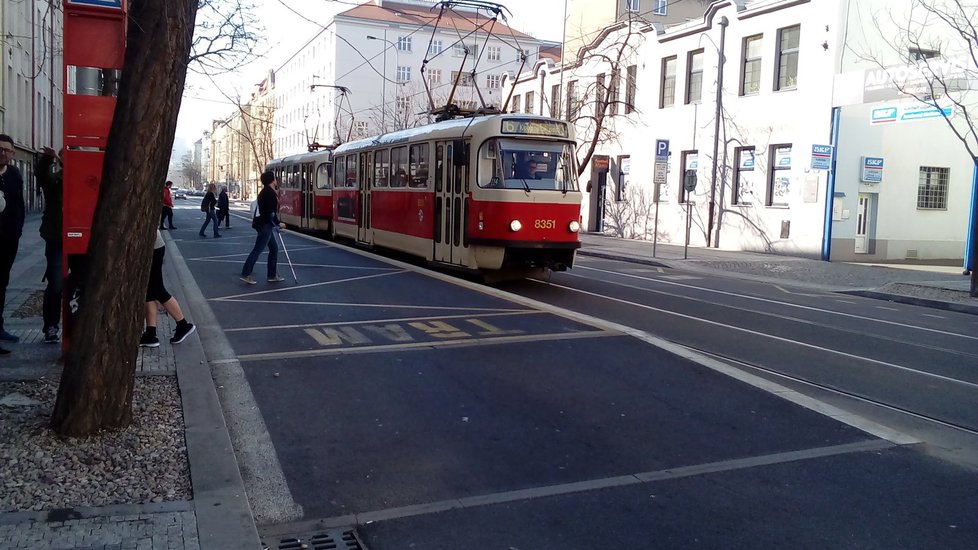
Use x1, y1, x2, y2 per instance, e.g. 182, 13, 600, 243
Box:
2, 0, 64, 212
273, 0, 557, 156
509, 0, 977, 263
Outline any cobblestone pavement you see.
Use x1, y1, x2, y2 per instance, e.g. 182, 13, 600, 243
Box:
0, 509, 199, 550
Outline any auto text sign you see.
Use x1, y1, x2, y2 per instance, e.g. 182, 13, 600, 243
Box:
811, 145, 833, 171
860, 156, 884, 183
655, 139, 670, 163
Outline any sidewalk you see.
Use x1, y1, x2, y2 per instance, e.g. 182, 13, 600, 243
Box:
577, 233, 978, 315
0, 215, 260, 549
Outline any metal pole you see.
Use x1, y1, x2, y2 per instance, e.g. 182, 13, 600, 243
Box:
652, 189, 660, 258
706, 16, 729, 248
684, 199, 691, 260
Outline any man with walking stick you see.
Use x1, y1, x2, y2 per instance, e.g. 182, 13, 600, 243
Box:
240, 171, 287, 285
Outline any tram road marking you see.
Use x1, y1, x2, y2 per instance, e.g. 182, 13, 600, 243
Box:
220, 298, 528, 312
302, 439, 897, 529
224, 310, 542, 334
875, 306, 900, 311
772, 284, 829, 297
193, 258, 403, 271
236, 330, 616, 361
535, 280, 978, 391
284, 229, 920, 445
215, 270, 407, 300
922, 313, 947, 319
574, 265, 978, 342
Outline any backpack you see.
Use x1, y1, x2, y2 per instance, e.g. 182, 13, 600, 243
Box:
200, 195, 208, 212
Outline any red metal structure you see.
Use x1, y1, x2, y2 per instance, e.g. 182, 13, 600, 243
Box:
61, 0, 127, 344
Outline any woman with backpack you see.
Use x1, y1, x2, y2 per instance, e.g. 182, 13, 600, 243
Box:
198, 183, 221, 238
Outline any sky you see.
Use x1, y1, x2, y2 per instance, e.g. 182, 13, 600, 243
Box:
174, 0, 568, 150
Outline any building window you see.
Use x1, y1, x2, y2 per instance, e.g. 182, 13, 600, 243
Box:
767, 144, 792, 206
679, 150, 698, 203
775, 25, 800, 90
660, 56, 677, 108
428, 68, 442, 86
917, 167, 949, 209
609, 67, 620, 115
396, 96, 411, 114
596, 73, 606, 114
551, 84, 561, 117
626, 0, 639, 12
396, 66, 411, 82
525, 91, 535, 114
429, 40, 443, 55
625, 64, 637, 113
451, 71, 474, 86
486, 74, 500, 88
566, 80, 579, 120
397, 36, 412, 52
487, 45, 501, 61
616, 156, 631, 201
653, 0, 667, 15
515, 48, 529, 62
512, 94, 521, 113
686, 49, 704, 104
909, 47, 940, 62
741, 34, 763, 96
453, 42, 477, 57
354, 121, 369, 137
733, 147, 755, 205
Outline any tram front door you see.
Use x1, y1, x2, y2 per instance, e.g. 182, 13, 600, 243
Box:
434, 141, 467, 265
358, 151, 372, 244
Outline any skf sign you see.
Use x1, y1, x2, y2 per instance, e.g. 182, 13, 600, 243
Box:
860, 157, 884, 183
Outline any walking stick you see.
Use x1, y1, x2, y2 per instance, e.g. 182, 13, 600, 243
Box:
274, 226, 298, 283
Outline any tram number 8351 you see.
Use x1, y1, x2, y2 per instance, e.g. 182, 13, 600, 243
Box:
534, 219, 557, 230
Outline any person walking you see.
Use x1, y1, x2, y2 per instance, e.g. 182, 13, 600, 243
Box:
35, 147, 63, 344
140, 229, 196, 347
217, 185, 231, 229
198, 183, 220, 238
0, 134, 25, 348
160, 180, 176, 230
240, 171, 286, 285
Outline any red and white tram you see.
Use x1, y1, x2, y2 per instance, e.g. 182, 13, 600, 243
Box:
331, 114, 583, 277
266, 149, 334, 232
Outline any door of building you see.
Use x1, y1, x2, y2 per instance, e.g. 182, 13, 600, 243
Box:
855, 194, 870, 254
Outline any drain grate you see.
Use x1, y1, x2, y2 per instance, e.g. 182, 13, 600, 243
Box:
263, 527, 364, 550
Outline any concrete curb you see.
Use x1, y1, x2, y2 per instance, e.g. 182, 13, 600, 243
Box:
839, 289, 978, 316
162, 233, 262, 549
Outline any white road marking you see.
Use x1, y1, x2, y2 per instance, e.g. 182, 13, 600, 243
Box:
216, 270, 406, 300
223, 310, 541, 333
574, 265, 978, 342
922, 313, 946, 319
875, 306, 899, 311
304, 440, 897, 529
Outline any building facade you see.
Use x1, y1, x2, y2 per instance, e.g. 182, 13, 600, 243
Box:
510, 0, 977, 263
2, 0, 64, 212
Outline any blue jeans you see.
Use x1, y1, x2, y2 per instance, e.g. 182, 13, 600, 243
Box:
43, 240, 63, 331
199, 210, 220, 237
242, 223, 278, 278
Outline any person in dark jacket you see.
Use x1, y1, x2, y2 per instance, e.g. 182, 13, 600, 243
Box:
0, 134, 25, 350
240, 171, 285, 284
217, 186, 231, 229
35, 147, 63, 343
198, 183, 221, 238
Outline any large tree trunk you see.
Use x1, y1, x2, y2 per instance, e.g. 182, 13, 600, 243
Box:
51, 1, 199, 436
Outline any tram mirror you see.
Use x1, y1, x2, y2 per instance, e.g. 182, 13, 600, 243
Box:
452, 140, 468, 166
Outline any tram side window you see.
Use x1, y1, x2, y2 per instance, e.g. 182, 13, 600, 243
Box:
345, 155, 357, 188
390, 146, 408, 188
374, 149, 390, 188
317, 161, 332, 189
409, 143, 429, 188
291, 164, 300, 189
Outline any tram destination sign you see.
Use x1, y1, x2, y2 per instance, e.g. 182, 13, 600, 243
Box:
501, 119, 568, 138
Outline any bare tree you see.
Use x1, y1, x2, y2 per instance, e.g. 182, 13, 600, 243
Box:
51, 0, 258, 436
856, 0, 978, 295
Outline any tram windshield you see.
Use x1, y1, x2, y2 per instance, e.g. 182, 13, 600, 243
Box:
480, 139, 578, 192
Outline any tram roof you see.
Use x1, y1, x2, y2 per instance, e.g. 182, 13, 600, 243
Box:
334, 114, 568, 155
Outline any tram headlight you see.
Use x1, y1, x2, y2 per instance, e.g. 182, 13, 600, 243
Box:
568, 220, 581, 233
509, 220, 522, 232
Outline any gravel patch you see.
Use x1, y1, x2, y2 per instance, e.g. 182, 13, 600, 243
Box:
0, 375, 192, 513
878, 282, 975, 304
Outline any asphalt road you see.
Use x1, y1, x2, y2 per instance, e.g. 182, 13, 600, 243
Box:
172, 207, 978, 549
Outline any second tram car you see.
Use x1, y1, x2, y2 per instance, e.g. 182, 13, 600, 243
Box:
331, 114, 583, 277
266, 149, 334, 232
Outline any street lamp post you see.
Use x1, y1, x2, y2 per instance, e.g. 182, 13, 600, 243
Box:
367, 34, 400, 133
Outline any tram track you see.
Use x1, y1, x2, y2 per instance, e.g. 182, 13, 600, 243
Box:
689, 346, 978, 437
